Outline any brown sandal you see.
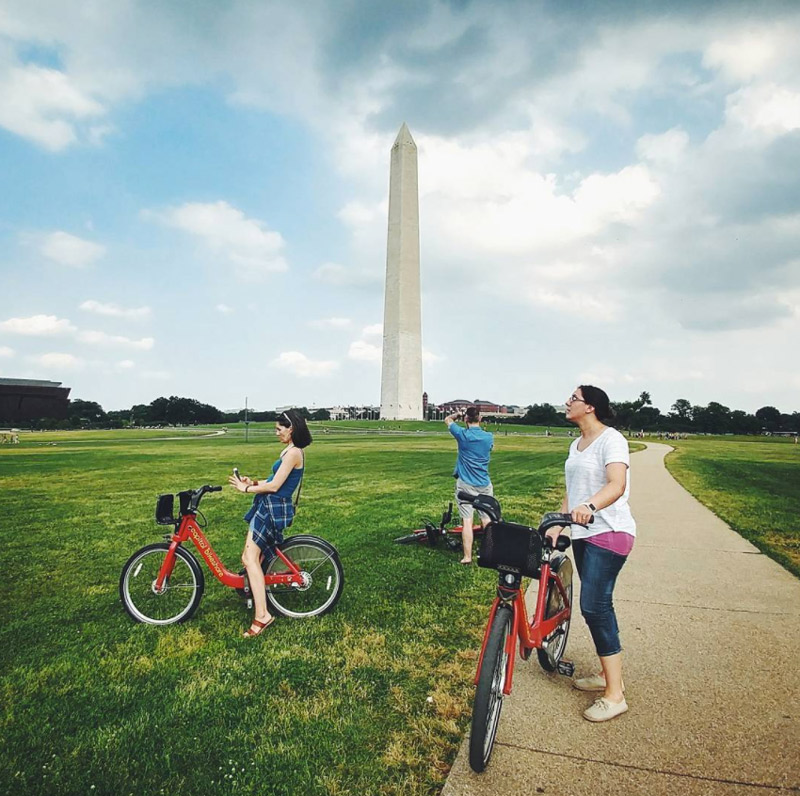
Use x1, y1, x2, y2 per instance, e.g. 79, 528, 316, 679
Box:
243, 616, 275, 637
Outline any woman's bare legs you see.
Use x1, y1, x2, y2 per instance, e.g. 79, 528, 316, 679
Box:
242, 537, 273, 635
599, 652, 624, 702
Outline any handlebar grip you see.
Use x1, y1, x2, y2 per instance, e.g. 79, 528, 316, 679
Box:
457, 491, 475, 503
209, 485, 222, 492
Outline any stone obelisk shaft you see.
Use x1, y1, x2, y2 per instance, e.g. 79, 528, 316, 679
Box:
380, 123, 422, 421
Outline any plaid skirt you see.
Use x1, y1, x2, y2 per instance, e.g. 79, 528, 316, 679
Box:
244, 494, 295, 560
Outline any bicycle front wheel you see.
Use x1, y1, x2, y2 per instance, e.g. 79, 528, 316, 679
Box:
119, 543, 205, 624
537, 555, 574, 672
469, 605, 513, 773
265, 536, 344, 618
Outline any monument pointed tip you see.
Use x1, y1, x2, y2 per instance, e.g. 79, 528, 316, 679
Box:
394, 123, 416, 146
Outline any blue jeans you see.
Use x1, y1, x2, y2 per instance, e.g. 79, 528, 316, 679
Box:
572, 540, 628, 657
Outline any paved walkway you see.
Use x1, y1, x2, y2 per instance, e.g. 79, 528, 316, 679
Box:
442, 443, 800, 795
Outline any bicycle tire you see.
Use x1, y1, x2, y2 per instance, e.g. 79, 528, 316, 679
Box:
265, 535, 344, 618
537, 555, 573, 672
119, 543, 205, 625
469, 605, 512, 773
393, 532, 428, 545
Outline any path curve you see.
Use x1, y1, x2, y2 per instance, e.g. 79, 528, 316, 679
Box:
443, 442, 800, 795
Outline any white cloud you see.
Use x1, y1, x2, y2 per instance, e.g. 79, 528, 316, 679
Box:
216, 304, 233, 314
76, 330, 154, 350
272, 351, 338, 378
348, 340, 381, 362
41, 231, 106, 267
146, 201, 287, 280
724, 83, 800, 140
0, 314, 76, 336
422, 348, 443, 365
0, 63, 104, 151
362, 323, 382, 337
80, 300, 150, 319
0, 346, 14, 357
309, 317, 352, 330
116, 359, 135, 370
636, 128, 690, 166
31, 352, 83, 369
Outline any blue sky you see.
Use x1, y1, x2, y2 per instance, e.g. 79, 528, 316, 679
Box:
1, 0, 799, 414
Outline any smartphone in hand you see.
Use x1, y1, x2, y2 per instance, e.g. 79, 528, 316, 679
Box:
233, 467, 240, 479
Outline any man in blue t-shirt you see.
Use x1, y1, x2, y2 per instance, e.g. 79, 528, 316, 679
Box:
445, 406, 494, 564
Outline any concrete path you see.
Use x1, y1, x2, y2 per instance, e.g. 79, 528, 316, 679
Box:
442, 443, 800, 795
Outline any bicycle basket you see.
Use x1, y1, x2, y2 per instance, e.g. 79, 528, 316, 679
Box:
477, 521, 543, 578
155, 494, 176, 525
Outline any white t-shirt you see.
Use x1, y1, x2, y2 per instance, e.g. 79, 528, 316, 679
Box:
565, 427, 636, 540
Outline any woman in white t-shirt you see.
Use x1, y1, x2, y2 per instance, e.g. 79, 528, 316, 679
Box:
544, 385, 636, 723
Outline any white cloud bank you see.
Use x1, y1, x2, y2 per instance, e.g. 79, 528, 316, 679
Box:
146, 201, 287, 280
40, 231, 106, 267
80, 300, 150, 319
0, 314, 76, 335
0, 63, 105, 151
272, 351, 338, 378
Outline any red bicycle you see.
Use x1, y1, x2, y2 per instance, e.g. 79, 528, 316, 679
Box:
393, 502, 485, 552
459, 491, 589, 772
119, 484, 344, 624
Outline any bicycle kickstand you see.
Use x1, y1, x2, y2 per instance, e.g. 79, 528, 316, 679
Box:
557, 660, 575, 677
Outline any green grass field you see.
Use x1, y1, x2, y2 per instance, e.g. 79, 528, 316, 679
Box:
0, 427, 574, 796
664, 436, 800, 577
2, 427, 795, 796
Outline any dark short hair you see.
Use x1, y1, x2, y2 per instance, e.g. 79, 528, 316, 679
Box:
278, 409, 313, 448
578, 385, 615, 423
465, 406, 481, 423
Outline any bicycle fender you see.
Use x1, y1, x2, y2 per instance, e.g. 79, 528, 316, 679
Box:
281, 534, 339, 556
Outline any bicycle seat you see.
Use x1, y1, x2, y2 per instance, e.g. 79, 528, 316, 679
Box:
472, 494, 502, 523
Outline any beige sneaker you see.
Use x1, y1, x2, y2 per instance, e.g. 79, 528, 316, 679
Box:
573, 675, 625, 693
583, 696, 628, 722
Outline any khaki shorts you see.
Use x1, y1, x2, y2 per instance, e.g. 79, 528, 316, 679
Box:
455, 478, 494, 522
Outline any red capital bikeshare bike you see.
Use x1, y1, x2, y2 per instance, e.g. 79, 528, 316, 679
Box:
119, 484, 344, 624
457, 491, 590, 773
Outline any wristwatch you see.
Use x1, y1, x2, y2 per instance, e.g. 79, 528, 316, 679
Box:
582, 502, 597, 512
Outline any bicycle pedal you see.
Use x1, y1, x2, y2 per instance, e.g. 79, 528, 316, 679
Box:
557, 660, 575, 677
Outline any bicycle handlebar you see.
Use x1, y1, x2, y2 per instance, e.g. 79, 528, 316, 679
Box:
182, 484, 223, 514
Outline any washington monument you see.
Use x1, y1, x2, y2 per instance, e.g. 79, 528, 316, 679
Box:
380, 123, 423, 421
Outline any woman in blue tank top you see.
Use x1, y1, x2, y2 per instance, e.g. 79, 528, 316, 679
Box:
228, 409, 312, 637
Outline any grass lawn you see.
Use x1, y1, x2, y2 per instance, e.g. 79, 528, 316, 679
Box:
664, 436, 800, 577
1, 428, 580, 796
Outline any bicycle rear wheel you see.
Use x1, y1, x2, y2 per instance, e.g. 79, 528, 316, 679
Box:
265, 535, 344, 618
119, 543, 205, 624
469, 605, 513, 773
537, 555, 573, 672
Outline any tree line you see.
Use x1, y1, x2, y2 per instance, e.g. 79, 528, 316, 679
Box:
21, 396, 330, 430
14, 391, 800, 435
510, 392, 799, 435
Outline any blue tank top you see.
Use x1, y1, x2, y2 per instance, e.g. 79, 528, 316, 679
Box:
267, 455, 304, 498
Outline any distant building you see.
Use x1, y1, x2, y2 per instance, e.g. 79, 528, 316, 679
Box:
0, 378, 71, 423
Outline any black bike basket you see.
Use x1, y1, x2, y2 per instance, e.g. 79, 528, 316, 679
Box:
155, 494, 176, 525
477, 522, 543, 578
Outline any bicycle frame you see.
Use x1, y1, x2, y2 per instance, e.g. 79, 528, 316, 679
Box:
154, 512, 304, 591
474, 561, 571, 696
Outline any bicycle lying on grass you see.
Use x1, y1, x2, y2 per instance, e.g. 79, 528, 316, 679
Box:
458, 491, 590, 773
120, 484, 344, 624
393, 502, 485, 552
